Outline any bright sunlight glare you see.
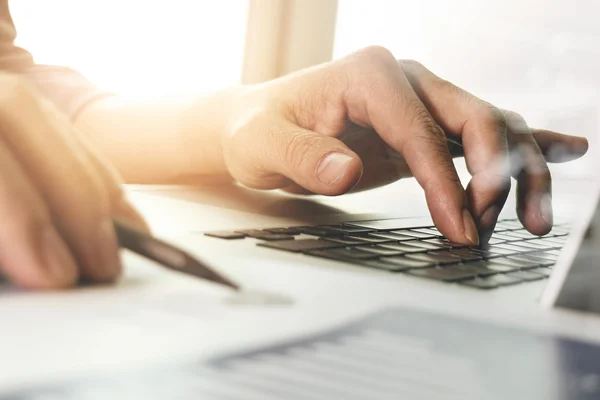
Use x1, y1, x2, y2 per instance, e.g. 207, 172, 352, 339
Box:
11, 0, 249, 99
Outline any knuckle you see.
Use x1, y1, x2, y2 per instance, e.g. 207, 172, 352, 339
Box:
399, 59, 425, 71
0, 75, 34, 112
284, 132, 325, 170
355, 46, 398, 70
479, 102, 508, 137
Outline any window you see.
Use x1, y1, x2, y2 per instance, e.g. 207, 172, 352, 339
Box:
11, 0, 249, 99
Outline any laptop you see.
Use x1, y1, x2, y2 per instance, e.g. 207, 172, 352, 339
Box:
130, 174, 597, 310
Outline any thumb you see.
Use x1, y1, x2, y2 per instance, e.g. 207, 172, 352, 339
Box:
235, 119, 363, 196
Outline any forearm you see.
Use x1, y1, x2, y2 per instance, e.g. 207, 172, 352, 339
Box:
73, 90, 237, 184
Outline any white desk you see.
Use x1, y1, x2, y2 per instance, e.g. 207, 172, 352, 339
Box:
1, 176, 599, 393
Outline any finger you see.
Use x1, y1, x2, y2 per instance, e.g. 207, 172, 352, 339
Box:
531, 129, 589, 163
343, 48, 477, 244
72, 132, 150, 233
401, 60, 512, 239
0, 139, 77, 289
444, 130, 589, 163
0, 77, 121, 282
503, 111, 553, 235
226, 114, 363, 196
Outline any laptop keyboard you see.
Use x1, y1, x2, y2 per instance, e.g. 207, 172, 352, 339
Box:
204, 218, 569, 290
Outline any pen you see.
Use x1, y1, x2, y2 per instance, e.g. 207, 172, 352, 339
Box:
113, 220, 240, 291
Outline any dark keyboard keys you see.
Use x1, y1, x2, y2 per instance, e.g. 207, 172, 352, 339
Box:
235, 229, 271, 238
507, 254, 554, 267
263, 227, 304, 235
460, 274, 522, 289
423, 239, 468, 248
487, 257, 539, 271
368, 232, 417, 242
506, 270, 546, 282
403, 241, 450, 251
258, 239, 341, 252
378, 257, 434, 270
434, 250, 482, 262
324, 237, 367, 245
316, 247, 379, 260
391, 230, 436, 239
316, 225, 374, 234
410, 228, 441, 236
348, 233, 396, 244
204, 231, 246, 239
404, 253, 460, 265
377, 242, 428, 253
406, 265, 480, 282
253, 234, 296, 241
342, 219, 431, 230
296, 227, 344, 237
357, 245, 406, 256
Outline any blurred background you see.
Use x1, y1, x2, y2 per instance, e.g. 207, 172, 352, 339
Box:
11, 0, 598, 180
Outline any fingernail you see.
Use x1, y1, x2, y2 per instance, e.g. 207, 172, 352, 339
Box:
42, 228, 77, 285
96, 219, 122, 280
462, 209, 480, 245
317, 153, 353, 186
538, 194, 553, 227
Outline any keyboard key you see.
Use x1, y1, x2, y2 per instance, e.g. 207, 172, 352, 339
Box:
457, 262, 499, 277
323, 237, 367, 245
355, 259, 421, 272
488, 257, 539, 270
506, 270, 546, 282
263, 227, 304, 235
507, 254, 554, 267
471, 246, 518, 257
536, 237, 565, 246
377, 242, 428, 253
502, 230, 539, 240
296, 227, 345, 237
495, 220, 524, 230
253, 234, 296, 241
423, 239, 468, 248
545, 250, 562, 256
378, 256, 434, 269
434, 250, 482, 262
492, 243, 537, 253
391, 230, 436, 239
410, 228, 441, 236
486, 238, 507, 245
491, 233, 523, 242
460, 274, 522, 289
402, 241, 449, 251
235, 229, 271, 237
204, 231, 246, 239
317, 225, 374, 234
526, 251, 557, 261
356, 245, 405, 256
348, 233, 395, 244
406, 265, 479, 282
532, 268, 552, 277
258, 239, 342, 252
343, 218, 432, 230
369, 232, 418, 242
405, 253, 460, 265
509, 240, 553, 251
317, 247, 379, 260
550, 227, 570, 236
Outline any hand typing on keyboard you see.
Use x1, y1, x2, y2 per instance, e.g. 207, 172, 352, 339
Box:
219, 46, 587, 245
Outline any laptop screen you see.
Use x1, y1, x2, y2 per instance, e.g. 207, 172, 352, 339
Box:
542, 182, 600, 311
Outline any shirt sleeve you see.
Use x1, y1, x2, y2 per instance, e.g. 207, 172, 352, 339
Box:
0, 0, 112, 120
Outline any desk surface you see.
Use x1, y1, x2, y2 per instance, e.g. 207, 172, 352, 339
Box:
0, 176, 598, 392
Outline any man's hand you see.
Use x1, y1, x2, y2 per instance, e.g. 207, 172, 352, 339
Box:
0, 74, 146, 289
221, 46, 588, 245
